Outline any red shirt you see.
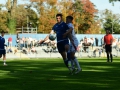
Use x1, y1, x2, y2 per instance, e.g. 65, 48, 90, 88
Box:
8, 37, 12, 42
104, 34, 113, 45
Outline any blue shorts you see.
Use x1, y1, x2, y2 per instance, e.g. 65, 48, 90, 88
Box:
57, 40, 69, 53
0, 49, 6, 55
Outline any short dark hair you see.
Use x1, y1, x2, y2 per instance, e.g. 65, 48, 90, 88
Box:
1, 30, 5, 33
66, 16, 73, 21
105, 29, 111, 34
56, 13, 63, 18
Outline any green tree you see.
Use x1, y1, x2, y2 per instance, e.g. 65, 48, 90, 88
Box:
109, 0, 120, 3
6, 0, 17, 34
15, 4, 38, 28
71, 0, 98, 34
30, 0, 98, 34
0, 4, 8, 32
100, 9, 120, 34
30, 0, 57, 33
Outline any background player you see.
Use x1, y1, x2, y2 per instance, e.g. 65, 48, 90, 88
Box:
63, 16, 82, 74
50, 13, 71, 72
104, 29, 113, 62
0, 30, 7, 66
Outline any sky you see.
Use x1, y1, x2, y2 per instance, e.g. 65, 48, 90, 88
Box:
0, 0, 120, 14
90, 0, 120, 14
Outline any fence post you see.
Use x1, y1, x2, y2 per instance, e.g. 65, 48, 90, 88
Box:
22, 26, 23, 33
36, 27, 37, 34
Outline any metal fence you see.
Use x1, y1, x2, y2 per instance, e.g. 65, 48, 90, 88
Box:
1, 34, 120, 59
0, 45, 119, 59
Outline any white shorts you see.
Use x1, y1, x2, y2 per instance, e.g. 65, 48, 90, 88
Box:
68, 41, 78, 53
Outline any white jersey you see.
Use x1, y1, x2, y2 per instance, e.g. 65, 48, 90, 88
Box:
67, 23, 79, 52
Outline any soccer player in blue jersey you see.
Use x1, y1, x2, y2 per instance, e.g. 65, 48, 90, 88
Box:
50, 14, 72, 72
0, 31, 7, 66
63, 16, 82, 74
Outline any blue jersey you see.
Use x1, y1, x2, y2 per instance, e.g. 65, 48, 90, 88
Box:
0, 36, 5, 49
52, 22, 69, 42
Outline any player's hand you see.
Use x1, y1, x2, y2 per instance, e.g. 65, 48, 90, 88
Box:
110, 44, 112, 47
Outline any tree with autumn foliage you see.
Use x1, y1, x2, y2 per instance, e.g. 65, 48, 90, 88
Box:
30, 0, 57, 33
30, 0, 99, 34
1, 0, 120, 34
0, 4, 8, 32
4, 0, 38, 33
70, 0, 99, 34
0, 0, 100, 34
15, 5, 38, 28
59, 0, 99, 34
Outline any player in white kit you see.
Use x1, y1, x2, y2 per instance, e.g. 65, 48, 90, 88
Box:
63, 16, 82, 74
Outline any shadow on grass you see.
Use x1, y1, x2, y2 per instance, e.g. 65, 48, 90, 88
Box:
0, 58, 120, 90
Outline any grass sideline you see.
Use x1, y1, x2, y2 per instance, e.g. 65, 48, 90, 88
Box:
0, 58, 120, 90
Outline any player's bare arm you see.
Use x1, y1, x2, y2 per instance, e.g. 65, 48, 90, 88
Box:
63, 27, 73, 38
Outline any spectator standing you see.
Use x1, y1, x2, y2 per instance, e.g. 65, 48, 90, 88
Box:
22, 37, 25, 47
19, 38, 24, 50
101, 37, 104, 46
28, 38, 31, 48
90, 37, 94, 49
95, 37, 98, 46
25, 37, 29, 48
8, 36, 12, 47
83, 36, 88, 52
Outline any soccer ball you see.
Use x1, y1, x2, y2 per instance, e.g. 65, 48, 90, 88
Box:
49, 34, 56, 41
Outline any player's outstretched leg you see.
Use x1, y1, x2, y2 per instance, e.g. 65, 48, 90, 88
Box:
73, 57, 82, 74
68, 60, 73, 72
64, 59, 73, 74
67, 52, 73, 74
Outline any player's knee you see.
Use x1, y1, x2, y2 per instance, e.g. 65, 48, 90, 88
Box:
3, 54, 6, 58
65, 45, 69, 52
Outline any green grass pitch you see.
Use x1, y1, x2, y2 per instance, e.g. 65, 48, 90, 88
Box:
0, 58, 120, 90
